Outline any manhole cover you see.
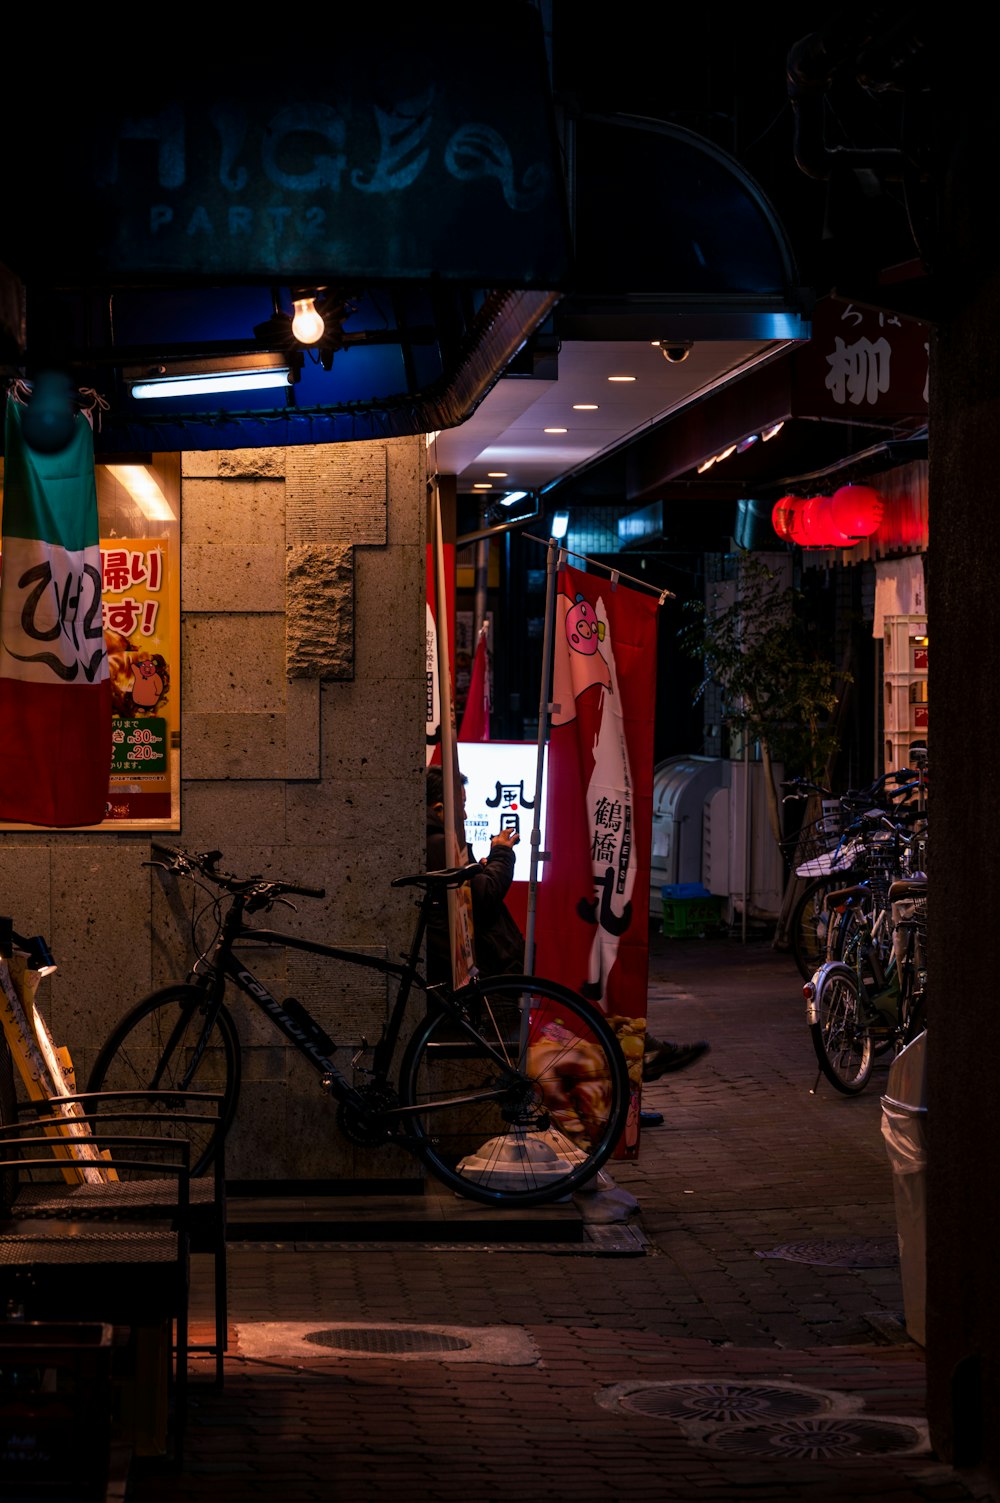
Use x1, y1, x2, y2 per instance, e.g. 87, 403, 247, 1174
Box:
755, 1236, 899, 1268
698, 1416, 927, 1460
304, 1327, 472, 1354
612, 1381, 841, 1424
234, 1322, 540, 1364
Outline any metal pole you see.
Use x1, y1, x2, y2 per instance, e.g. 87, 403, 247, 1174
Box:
430, 483, 471, 984
742, 734, 751, 944
524, 536, 560, 977
473, 507, 489, 643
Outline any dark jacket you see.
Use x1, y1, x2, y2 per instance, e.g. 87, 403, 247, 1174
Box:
426, 810, 525, 983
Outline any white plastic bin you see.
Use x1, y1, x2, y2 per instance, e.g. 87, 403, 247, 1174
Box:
880, 1029, 928, 1345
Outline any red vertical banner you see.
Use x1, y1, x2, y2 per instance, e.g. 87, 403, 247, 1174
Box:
458, 620, 491, 742
534, 564, 659, 1156
425, 543, 455, 768
427, 489, 474, 988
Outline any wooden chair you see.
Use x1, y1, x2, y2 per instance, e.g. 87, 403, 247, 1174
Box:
0, 1089, 228, 1387
0, 1130, 192, 1465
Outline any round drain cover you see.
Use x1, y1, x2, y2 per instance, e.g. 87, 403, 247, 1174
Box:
304, 1327, 472, 1354
700, 1416, 926, 1460
616, 1381, 836, 1424
756, 1237, 899, 1268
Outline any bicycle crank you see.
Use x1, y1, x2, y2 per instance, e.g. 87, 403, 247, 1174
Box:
336, 1084, 400, 1146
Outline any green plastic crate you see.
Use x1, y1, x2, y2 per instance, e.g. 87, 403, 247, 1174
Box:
661, 895, 725, 938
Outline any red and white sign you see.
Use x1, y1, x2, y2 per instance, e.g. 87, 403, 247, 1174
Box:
534, 564, 659, 1153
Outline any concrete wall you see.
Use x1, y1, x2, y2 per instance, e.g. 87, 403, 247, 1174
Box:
0, 436, 427, 1184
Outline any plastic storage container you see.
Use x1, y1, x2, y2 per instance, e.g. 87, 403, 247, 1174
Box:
660, 883, 725, 938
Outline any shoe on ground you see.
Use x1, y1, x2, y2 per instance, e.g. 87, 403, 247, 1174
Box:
639, 1108, 664, 1126
642, 1040, 711, 1082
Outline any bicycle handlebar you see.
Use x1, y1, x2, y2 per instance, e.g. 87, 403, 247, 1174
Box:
147, 842, 327, 904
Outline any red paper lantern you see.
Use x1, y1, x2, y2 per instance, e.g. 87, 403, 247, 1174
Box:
812, 495, 857, 546
828, 484, 883, 539
771, 496, 800, 541
788, 497, 832, 548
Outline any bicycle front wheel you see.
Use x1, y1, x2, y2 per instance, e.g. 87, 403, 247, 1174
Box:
807, 963, 874, 1094
789, 876, 845, 979
85, 984, 241, 1176
399, 974, 630, 1208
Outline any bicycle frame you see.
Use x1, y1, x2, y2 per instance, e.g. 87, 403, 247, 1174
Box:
179, 887, 527, 1130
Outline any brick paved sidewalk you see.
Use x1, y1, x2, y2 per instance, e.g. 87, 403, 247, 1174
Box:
129, 932, 997, 1503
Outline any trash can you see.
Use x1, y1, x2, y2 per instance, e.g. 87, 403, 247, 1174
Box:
880, 1029, 928, 1345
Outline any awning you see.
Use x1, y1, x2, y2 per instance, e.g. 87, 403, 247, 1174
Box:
0, 11, 570, 453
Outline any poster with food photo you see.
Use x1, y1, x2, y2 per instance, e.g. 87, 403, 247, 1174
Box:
101, 537, 178, 825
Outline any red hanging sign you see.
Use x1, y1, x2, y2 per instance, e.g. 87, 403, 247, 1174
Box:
534, 564, 659, 1157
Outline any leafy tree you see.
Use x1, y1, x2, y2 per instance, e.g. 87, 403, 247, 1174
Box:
676, 551, 849, 847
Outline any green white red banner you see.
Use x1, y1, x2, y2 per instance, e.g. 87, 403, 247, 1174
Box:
0, 399, 111, 827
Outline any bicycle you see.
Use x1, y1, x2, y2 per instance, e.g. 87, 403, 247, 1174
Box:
803, 826, 928, 1095
85, 844, 632, 1209
782, 770, 925, 981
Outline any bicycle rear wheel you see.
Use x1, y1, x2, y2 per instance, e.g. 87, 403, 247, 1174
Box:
399, 974, 630, 1208
807, 962, 874, 1094
85, 984, 240, 1176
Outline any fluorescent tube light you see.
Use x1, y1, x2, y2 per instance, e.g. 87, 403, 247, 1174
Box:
551, 511, 570, 539
500, 491, 529, 507
131, 368, 290, 400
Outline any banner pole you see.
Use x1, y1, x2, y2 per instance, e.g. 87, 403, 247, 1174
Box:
524, 536, 560, 977
430, 487, 453, 817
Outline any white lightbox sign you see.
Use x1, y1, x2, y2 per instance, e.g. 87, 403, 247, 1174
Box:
458, 741, 548, 883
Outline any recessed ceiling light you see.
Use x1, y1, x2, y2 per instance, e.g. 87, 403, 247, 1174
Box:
608, 375, 636, 382
544, 427, 568, 434
473, 483, 493, 489
573, 404, 599, 410
487, 471, 508, 478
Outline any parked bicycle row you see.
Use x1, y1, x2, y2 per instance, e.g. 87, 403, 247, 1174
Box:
780, 745, 928, 1097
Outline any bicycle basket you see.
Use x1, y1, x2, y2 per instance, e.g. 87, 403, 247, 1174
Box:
784, 809, 845, 877
855, 828, 901, 909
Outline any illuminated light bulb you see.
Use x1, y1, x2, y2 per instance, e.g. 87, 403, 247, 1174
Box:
291, 296, 325, 345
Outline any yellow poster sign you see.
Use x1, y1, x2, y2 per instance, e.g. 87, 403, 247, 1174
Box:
101, 537, 179, 826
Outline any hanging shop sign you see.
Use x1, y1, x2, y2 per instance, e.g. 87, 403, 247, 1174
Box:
794, 295, 929, 422
7, 16, 569, 288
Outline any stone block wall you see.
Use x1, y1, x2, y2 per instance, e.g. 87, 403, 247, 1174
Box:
0, 436, 427, 1183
